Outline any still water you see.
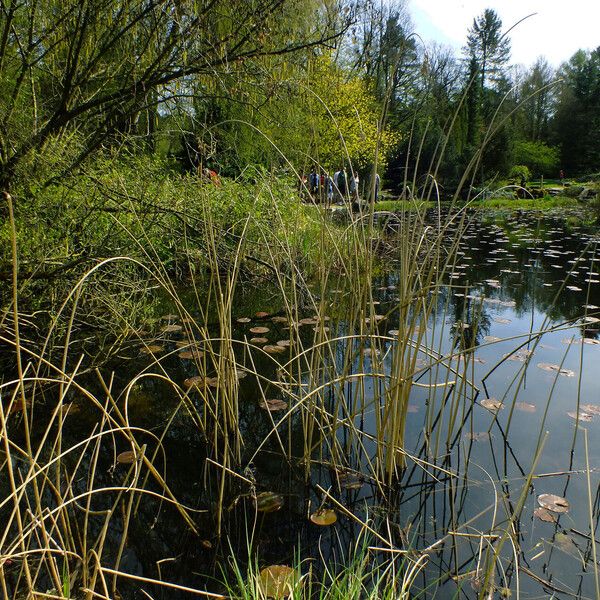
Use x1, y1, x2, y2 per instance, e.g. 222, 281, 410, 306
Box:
63, 207, 600, 598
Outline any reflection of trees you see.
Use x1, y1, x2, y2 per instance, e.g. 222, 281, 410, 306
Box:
448, 293, 492, 351
439, 210, 600, 326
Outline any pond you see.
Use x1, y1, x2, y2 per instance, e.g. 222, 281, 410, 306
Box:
4, 206, 600, 599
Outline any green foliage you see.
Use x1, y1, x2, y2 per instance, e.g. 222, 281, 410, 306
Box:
513, 141, 559, 177
508, 165, 531, 182
553, 48, 600, 175
308, 55, 399, 174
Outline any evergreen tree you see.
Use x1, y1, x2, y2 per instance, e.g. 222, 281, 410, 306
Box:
465, 8, 511, 92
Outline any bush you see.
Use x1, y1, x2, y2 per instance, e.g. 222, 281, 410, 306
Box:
509, 165, 531, 182
513, 141, 559, 177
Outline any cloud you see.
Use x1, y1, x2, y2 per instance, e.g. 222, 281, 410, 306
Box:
409, 0, 600, 67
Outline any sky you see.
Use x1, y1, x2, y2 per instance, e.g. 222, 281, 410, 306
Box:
409, 0, 600, 67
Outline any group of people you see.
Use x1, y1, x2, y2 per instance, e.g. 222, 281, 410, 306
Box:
305, 168, 380, 204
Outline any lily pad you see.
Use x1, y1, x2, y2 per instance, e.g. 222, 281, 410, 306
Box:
537, 493, 570, 513
310, 508, 337, 526
515, 402, 536, 413
581, 403, 600, 415
271, 316, 288, 324
335, 469, 363, 490
554, 532, 578, 553
493, 317, 511, 324
276, 340, 291, 348
117, 450, 136, 465
183, 376, 207, 389
534, 508, 557, 523
259, 398, 288, 412
250, 337, 268, 344
536, 363, 575, 377
299, 317, 318, 326
250, 326, 270, 334
480, 398, 503, 412
256, 491, 284, 513
264, 345, 286, 354
567, 410, 593, 422
255, 311, 270, 318
179, 349, 204, 360
258, 565, 296, 600
140, 344, 164, 355
236, 317, 251, 324
161, 324, 182, 333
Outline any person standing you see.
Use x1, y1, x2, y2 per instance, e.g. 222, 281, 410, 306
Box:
309, 168, 319, 195
326, 174, 333, 205
373, 172, 380, 202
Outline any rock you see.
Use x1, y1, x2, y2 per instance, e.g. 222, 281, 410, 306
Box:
547, 187, 563, 197
564, 185, 584, 198
579, 187, 599, 202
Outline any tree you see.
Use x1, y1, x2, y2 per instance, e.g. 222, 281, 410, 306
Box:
460, 9, 511, 182
517, 57, 556, 142
464, 9, 511, 92
552, 47, 600, 174
308, 55, 398, 175
0, 0, 350, 190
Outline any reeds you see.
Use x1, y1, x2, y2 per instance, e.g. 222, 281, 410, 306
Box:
2, 92, 598, 600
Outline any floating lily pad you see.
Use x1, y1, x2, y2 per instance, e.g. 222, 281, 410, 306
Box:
250, 326, 270, 334
264, 345, 286, 354
335, 469, 363, 490
236, 317, 251, 324
534, 508, 557, 523
313, 326, 330, 332
567, 410, 593, 422
480, 398, 503, 412
140, 344, 164, 355
276, 340, 291, 348
310, 508, 337, 526
537, 493, 570, 513
256, 491, 284, 513
184, 376, 207, 389
258, 565, 296, 600
271, 316, 288, 324
259, 398, 288, 411
161, 324, 182, 333
179, 349, 204, 360
299, 317, 318, 326
255, 311, 270, 318
483, 336, 502, 343
581, 403, 600, 415
117, 450, 136, 465
554, 532, 577, 553
515, 402, 536, 413
536, 363, 575, 377
493, 317, 511, 324
250, 337, 268, 344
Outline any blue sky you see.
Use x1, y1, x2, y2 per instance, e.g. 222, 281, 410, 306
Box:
409, 0, 600, 67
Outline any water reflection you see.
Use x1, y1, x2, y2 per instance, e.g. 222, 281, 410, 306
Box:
15, 207, 600, 599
